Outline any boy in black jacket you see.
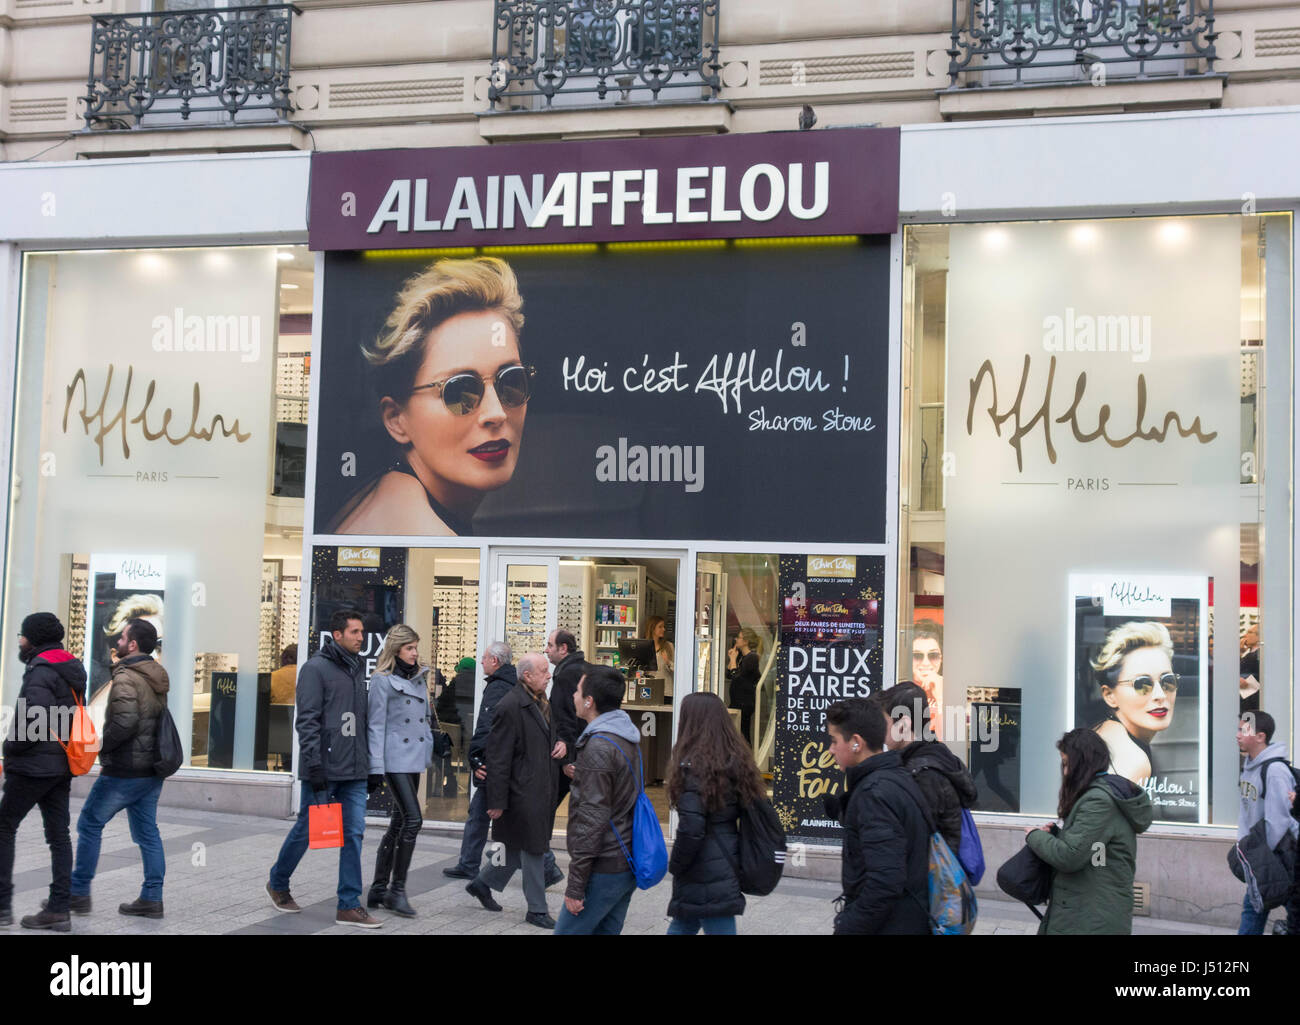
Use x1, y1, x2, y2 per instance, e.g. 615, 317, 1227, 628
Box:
0, 613, 87, 932
874, 682, 978, 854
826, 697, 931, 935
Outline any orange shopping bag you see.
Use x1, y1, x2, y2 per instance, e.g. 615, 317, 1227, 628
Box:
308, 797, 344, 850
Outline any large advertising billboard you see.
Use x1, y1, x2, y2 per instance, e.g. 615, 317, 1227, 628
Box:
314, 241, 890, 543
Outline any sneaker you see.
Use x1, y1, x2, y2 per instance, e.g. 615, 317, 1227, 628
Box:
544, 867, 565, 888
42, 894, 91, 915
442, 865, 475, 880
119, 898, 164, 919
21, 909, 71, 932
525, 911, 556, 930
266, 883, 301, 914
466, 879, 502, 912
335, 906, 383, 930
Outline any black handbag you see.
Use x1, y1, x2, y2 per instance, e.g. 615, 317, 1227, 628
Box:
430, 705, 453, 760
995, 826, 1057, 920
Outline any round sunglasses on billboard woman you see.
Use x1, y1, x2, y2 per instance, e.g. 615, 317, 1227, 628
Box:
328, 257, 531, 536
1090, 620, 1179, 786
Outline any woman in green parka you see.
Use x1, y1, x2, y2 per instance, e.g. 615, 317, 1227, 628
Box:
1026, 728, 1154, 935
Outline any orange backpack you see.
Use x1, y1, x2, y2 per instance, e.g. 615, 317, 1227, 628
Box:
58, 686, 99, 776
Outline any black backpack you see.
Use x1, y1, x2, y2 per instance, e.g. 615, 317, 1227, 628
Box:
1258, 757, 1300, 802
734, 795, 788, 896
154, 705, 183, 778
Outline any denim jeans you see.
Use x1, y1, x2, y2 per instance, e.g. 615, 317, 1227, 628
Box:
453, 786, 490, 875
1238, 890, 1270, 935
72, 775, 165, 901
270, 781, 367, 910
667, 914, 737, 935
554, 870, 636, 935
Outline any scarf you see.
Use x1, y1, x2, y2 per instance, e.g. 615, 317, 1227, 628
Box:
325, 636, 362, 674
394, 658, 420, 680
526, 682, 551, 723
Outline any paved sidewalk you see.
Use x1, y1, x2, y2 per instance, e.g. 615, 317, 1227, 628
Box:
0, 798, 1235, 936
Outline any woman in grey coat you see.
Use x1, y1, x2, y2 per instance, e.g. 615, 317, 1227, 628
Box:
366, 624, 435, 917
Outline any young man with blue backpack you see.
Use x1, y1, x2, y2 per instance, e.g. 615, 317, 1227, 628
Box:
556, 665, 665, 935
875, 682, 984, 883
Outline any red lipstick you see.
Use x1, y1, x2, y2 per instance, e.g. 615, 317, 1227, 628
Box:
470, 440, 509, 463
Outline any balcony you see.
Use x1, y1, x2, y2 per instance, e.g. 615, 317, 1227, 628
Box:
83, 5, 299, 131
942, 1, 1222, 117
487, 1, 722, 112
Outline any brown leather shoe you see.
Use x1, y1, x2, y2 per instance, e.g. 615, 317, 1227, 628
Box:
266, 883, 301, 913
335, 906, 383, 930
21, 909, 71, 932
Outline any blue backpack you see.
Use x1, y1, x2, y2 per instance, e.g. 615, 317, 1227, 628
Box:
594, 735, 668, 889
956, 807, 986, 886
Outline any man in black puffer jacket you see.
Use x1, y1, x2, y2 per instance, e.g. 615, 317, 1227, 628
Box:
71, 616, 170, 920
875, 682, 977, 853
0, 613, 86, 932
827, 697, 932, 935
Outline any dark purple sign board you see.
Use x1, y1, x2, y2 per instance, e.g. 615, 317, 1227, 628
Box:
308, 127, 899, 250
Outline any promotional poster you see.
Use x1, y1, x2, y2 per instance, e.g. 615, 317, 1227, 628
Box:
771, 554, 884, 841
314, 242, 890, 544
84, 554, 166, 728
1069, 573, 1208, 824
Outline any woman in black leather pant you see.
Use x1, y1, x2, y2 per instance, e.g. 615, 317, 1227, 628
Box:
366, 625, 434, 917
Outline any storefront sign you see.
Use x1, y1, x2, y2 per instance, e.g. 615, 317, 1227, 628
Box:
1069, 572, 1207, 824
314, 241, 890, 543
967, 688, 1022, 813
207, 671, 239, 770
308, 129, 899, 250
807, 555, 856, 579
772, 554, 884, 842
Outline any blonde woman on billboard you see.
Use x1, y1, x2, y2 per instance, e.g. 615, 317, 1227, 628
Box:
329, 257, 533, 536
1091, 621, 1179, 785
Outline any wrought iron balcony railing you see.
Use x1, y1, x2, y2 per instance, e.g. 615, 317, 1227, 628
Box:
84, 5, 298, 129
488, 1, 721, 109
947, 0, 1217, 89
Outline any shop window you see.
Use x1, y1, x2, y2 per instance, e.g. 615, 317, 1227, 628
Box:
5, 245, 313, 774
899, 215, 1293, 826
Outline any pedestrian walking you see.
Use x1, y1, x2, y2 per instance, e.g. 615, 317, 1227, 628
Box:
365, 624, 433, 918
69, 617, 170, 920
465, 652, 565, 928
443, 641, 514, 880
1234, 711, 1300, 934
664, 692, 766, 935
555, 666, 641, 935
1026, 728, 1152, 935
0, 613, 86, 932
826, 697, 931, 935
266, 609, 380, 929
544, 628, 585, 886
874, 681, 977, 854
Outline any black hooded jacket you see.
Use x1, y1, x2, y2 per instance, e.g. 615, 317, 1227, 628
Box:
836, 750, 933, 935
668, 768, 745, 920
2, 645, 88, 778
898, 740, 978, 853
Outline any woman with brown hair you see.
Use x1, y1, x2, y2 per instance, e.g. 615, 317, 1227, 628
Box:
645, 615, 674, 697
665, 692, 766, 934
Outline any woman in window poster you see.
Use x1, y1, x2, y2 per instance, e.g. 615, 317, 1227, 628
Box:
1070, 577, 1205, 825
327, 257, 531, 536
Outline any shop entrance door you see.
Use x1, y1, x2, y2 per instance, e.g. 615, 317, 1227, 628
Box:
695, 558, 726, 696
489, 556, 559, 662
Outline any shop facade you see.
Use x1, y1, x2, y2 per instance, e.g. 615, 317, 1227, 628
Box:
1, 108, 1297, 925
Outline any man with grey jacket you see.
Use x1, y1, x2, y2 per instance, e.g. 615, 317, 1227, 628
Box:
555, 665, 641, 935
266, 609, 381, 929
1236, 710, 1300, 934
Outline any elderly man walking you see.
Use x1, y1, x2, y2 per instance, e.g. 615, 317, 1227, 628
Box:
465, 652, 566, 929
